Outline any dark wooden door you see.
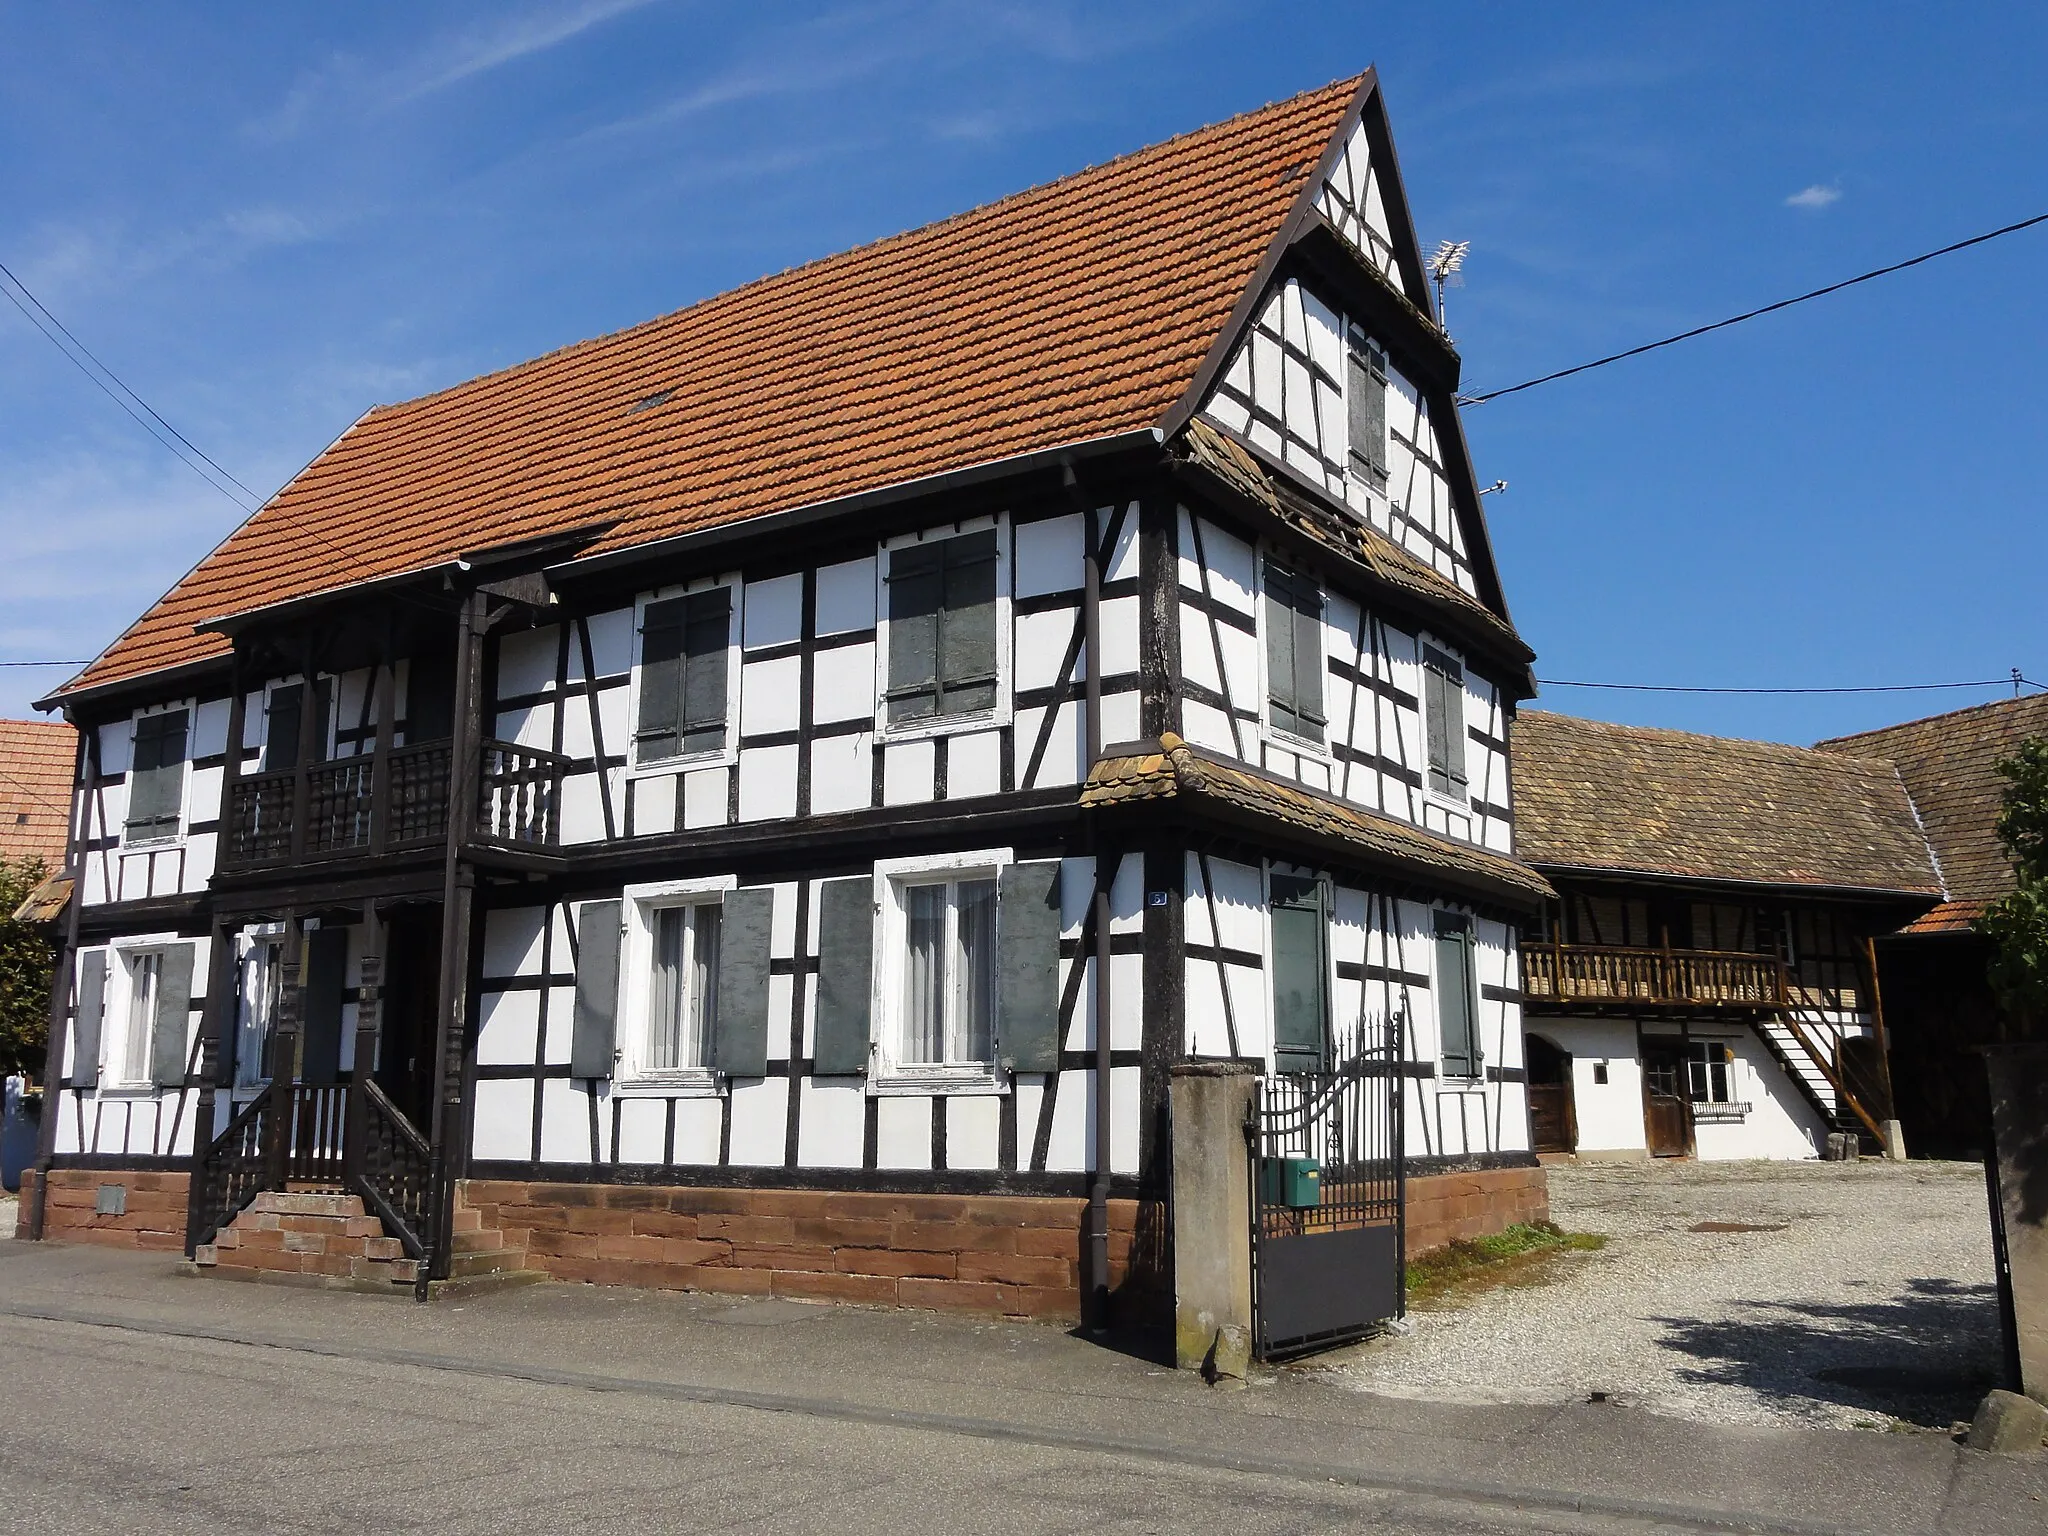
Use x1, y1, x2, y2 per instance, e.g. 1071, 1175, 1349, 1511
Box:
1525, 1033, 1576, 1153
1642, 1047, 1691, 1157
375, 906, 442, 1131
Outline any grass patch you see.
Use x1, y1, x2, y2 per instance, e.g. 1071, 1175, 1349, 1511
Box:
1406, 1221, 1607, 1305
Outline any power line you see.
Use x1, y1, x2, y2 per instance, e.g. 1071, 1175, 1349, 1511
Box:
1461, 211, 2048, 405
0, 661, 89, 669
1537, 676, 2045, 696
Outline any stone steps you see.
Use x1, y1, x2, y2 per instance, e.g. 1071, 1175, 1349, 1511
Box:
187, 1189, 532, 1294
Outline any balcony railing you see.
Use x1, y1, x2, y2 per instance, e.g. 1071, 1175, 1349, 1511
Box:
1522, 944, 1788, 1010
221, 738, 568, 870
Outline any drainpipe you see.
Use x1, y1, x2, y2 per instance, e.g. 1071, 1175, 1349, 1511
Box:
1072, 460, 1113, 1329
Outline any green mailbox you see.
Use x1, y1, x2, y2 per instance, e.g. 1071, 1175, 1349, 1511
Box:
1261, 1156, 1321, 1208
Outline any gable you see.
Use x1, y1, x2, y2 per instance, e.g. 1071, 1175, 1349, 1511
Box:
56, 75, 1374, 702
1314, 118, 1415, 300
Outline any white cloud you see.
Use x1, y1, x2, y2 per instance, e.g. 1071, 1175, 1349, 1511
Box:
1785, 183, 1842, 210
397, 0, 662, 102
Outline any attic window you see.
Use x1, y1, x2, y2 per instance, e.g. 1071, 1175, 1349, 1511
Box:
629, 389, 674, 414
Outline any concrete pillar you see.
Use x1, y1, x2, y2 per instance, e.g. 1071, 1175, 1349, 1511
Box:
1170, 1061, 1256, 1372
1983, 1045, 2048, 1405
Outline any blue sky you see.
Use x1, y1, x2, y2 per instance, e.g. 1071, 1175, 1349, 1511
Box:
2, 2, 2042, 740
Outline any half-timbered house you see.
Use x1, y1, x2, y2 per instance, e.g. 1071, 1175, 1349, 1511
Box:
22, 72, 1552, 1328
1512, 711, 1940, 1161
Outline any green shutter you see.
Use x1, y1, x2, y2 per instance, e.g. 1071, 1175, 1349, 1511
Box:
636, 598, 687, 763
1435, 911, 1477, 1077
711, 887, 773, 1077
125, 710, 188, 842
1347, 337, 1388, 488
569, 900, 622, 1079
1264, 565, 1300, 737
886, 544, 943, 723
996, 861, 1062, 1073
938, 530, 999, 715
1423, 646, 1466, 799
71, 951, 106, 1088
812, 877, 873, 1074
298, 929, 348, 1086
265, 685, 304, 771
1270, 874, 1327, 1074
1291, 582, 1325, 742
679, 587, 732, 755
149, 942, 197, 1089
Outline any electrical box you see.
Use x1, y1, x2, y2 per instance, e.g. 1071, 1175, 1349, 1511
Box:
1261, 1157, 1321, 1209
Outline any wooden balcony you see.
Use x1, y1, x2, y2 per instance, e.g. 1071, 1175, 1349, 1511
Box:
221, 739, 570, 871
1522, 944, 1788, 1012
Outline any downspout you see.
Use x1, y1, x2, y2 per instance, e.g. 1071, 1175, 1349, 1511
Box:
1071, 460, 1113, 1328
26, 722, 91, 1240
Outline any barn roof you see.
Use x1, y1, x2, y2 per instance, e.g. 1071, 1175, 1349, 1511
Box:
1512, 710, 1941, 897
58, 73, 1395, 702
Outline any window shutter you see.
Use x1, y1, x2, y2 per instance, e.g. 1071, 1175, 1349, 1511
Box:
711, 886, 773, 1077
265, 685, 304, 771
1291, 584, 1326, 741
996, 860, 1062, 1072
679, 587, 732, 755
886, 544, 943, 723
1264, 565, 1300, 737
406, 652, 455, 743
297, 929, 348, 1086
147, 942, 198, 1089
812, 877, 874, 1074
1423, 647, 1468, 798
635, 598, 687, 763
569, 900, 623, 1078
71, 951, 106, 1088
938, 530, 999, 715
1347, 338, 1388, 488
126, 710, 189, 842
1270, 875, 1328, 1074
1435, 912, 1478, 1077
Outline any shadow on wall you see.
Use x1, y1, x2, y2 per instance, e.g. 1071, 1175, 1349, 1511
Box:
1650, 1277, 2002, 1426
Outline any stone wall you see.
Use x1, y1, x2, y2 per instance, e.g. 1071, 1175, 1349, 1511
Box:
459, 1180, 1162, 1323
18, 1168, 190, 1250
1403, 1165, 1549, 1254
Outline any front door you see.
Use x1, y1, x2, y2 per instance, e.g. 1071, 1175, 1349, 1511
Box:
1642, 1045, 1692, 1157
1526, 1033, 1576, 1154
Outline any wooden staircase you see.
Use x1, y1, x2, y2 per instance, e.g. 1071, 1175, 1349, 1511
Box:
186, 1190, 530, 1294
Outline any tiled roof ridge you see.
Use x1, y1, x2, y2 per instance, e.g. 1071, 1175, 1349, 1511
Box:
1814, 689, 2048, 751
1520, 709, 1899, 774
358, 73, 1371, 426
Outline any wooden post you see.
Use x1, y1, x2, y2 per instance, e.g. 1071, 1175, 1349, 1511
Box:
1863, 934, 1905, 1158
182, 914, 241, 1253
265, 915, 306, 1191
287, 636, 318, 863
367, 657, 396, 855
219, 654, 246, 865
348, 899, 385, 1183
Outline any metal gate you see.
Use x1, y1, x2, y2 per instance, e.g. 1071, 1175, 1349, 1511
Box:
1248, 1017, 1406, 1360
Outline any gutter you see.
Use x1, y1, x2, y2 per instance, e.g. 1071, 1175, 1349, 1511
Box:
1525, 861, 1945, 905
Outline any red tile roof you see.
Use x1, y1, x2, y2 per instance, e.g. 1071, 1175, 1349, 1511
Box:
61, 75, 1374, 699
0, 718, 76, 867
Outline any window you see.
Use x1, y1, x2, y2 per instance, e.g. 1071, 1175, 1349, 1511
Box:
606, 880, 734, 1091
899, 876, 996, 1068
117, 949, 163, 1089
884, 530, 998, 725
1434, 910, 1480, 1079
1346, 330, 1389, 491
635, 587, 734, 765
236, 934, 286, 1089
645, 903, 720, 1074
1684, 1040, 1749, 1121
1263, 563, 1327, 747
124, 709, 188, 844
264, 680, 331, 771
1270, 873, 1329, 1075
1421, 645, 1468, 802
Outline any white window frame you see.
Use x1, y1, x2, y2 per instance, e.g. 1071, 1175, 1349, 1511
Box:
625, 577, 745, 779
119, 704, 193, 851
104, 933, 178, 1094
614, 874, 737, 1094
1254, 557, 1335, 762
872, 514, 1014, 743
870, 846, 1013, 1096
233, 924, 288, 1093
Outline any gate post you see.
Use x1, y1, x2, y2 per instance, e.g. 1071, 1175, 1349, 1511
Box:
1169, 1061, 1256, 1373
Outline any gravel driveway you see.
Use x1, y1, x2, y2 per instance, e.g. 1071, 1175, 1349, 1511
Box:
1327, 1159, 2002, 1432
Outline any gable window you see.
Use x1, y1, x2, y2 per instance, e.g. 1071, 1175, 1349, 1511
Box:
1269, 873, 1330, 1075
1421, 644, 1468, 801
634, 586, 734, 766
884, 529, 998, 725
1346, 330, 1389, 492
124, 709, 189, 845
1263, 562, 1326, 747
1434, 910, 1480, 1079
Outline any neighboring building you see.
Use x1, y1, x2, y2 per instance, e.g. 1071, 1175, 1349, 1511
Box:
23, 73, 1552, 1326
0, 718, 77, 869
1818, 693, 2048, 1158
1511, 711, 1940, 1161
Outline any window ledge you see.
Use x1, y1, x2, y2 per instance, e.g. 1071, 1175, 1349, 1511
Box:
869, 1070, 1007, 1098
614, 1072, 722, 1098
875, 709, 1008, 746
626, 747, 735, 780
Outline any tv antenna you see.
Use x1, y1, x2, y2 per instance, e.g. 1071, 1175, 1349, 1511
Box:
1427, 240, 1469, 332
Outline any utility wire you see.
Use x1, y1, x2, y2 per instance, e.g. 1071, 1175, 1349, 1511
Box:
1538, 676, 2046, 696
1462, 211, 2048, 405
0, 660, 90, 669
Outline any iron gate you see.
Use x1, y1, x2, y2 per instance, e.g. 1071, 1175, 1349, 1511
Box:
1248, 1016, 1406, 1359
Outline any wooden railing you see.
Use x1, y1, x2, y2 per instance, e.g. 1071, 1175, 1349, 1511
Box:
221, 737, 562, 869
1522, 945, 1787, 1009
351, 1078, 434, 1261
187, 1084, 280, 1249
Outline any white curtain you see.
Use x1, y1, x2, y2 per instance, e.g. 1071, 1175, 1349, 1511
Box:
123, 951, 160, 1086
